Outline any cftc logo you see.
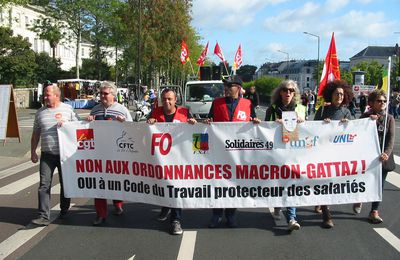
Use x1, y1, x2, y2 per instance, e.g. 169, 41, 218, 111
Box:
192, 133, 209, 154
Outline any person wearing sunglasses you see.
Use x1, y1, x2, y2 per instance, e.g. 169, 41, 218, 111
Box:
265, 80, 306, 231
87, 81, 133, 226
353, 89, 395, 224
314, 80, 353, 228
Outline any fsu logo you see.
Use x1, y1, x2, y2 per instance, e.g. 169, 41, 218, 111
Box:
192, 133, 209, 154
76, 129, 95, 150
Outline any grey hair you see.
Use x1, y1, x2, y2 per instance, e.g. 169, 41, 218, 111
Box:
100, 81, 117, 97
270, 79, 300, 105
46, 83, 61, 96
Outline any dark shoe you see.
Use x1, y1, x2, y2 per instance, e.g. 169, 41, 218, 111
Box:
208, 215, 222, 228
369, 210, 383, 224
314, 206, 322, 214
113, 207, 123, 216
93, 217, 106, 226
58, 210, 69, 219
31, 217, 50, 226
226, 215, 238, 228
157, 208, 170, 221
170, 221, 183, 235
322, 219, 334, 229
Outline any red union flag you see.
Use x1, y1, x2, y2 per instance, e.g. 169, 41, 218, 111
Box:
233, 44, 242, 70
317, 32, 341, 108
180, 40, 189, 64
196, 41, 209, 66
213, 42, 225, 62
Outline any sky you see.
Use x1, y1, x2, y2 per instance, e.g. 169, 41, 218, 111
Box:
191, 0, 400, 68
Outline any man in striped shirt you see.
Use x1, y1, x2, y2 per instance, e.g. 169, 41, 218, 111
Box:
87, 81, 132, 226
31, 84, 79, 226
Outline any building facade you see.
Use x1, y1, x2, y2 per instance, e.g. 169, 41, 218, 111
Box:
0, 4, 115, 71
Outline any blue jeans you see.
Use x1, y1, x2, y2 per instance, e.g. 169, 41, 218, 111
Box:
170, 208, 182, 222
38, 152, 70, 220
286, 207, 297, 222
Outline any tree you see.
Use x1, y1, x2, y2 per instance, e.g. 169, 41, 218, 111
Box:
237, 65, 257, 82
351, 61, 383, 85
78, 58, 111, 80
30, 17, 65, 59
34, 52, 63, 83
0, 27, 37, 85
48, 0, 91, 78
0, 0, 29, 7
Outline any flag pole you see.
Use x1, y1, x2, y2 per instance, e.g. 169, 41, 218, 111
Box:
187, 59, 195, 76
223, 61, 229, 76
381, 56, 391, 153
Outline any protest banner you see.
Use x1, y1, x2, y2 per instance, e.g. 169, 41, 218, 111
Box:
58, 119, 381, 208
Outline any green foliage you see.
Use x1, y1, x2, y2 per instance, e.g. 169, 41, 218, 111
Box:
351, 61, 383, 85
30, 16, 65, 59
79, 58, 111, 80
34, 52, 62, 83
243, 76, 282, 96
237, 65, 257, 82
0, 27, 37, 85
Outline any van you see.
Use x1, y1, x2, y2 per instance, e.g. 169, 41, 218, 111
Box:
183, 80, 224, 118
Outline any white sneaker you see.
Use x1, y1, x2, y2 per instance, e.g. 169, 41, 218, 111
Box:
272, 208, 281, 220
288, 219, 300, 231
353, 203, 362, 214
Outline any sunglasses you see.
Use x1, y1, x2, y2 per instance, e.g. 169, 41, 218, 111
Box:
281, 88, 295, 93
375, 99, 387, 103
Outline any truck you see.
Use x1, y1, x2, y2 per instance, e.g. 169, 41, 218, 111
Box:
183, 80, 225, 118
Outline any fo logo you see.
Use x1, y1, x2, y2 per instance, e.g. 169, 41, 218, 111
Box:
192, 133, 209, 154
151, 133, 172, 155
76, 129, 95, 150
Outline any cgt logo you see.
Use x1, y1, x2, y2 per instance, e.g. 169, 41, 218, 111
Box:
332, 133, 357, 144
192, 133, 209, 154
151, 133, 172, 155
76, 129, 95, 150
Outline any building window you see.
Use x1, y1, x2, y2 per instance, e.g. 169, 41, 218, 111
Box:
306, 68, 310, 73
307, 83, 310, 88
307, 76, 310, 82
34, 38, 38, 52
25, 16, 29, 27
81, 48, 85, 57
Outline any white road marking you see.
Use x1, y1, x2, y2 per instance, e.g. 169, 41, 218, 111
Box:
0, 203, 75, 259
0, 173, 39, 195
52, 183, 61, 194
374, 228, 400, 253
0, 171, 59, 195
394, 155, 400, 165
386, 172, 400, 189
177, 231, 197, 260
127, 255, 135, 260
0, 161, 36, 180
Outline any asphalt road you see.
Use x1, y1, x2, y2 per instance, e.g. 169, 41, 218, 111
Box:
0, 107, 399, 259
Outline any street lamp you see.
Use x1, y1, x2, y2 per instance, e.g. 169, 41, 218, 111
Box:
304, 31, 320, 92
277, 50, 289, 79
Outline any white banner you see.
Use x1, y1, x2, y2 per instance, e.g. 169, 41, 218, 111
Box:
58, 119, 382, 208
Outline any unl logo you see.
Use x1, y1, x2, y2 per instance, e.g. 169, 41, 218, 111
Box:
151, 133, 172, 155
192, 133, 209, 154
236, 110, 247, 120
76, 129, 95, 150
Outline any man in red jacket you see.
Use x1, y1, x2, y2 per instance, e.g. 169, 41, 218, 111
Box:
206, 75, 261, 228
147, 88, 196, 235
